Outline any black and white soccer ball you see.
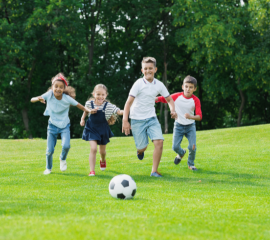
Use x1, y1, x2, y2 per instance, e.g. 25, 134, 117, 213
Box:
109, 174, 137, 200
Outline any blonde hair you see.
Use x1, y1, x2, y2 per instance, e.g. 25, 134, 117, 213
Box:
48, 72, 76, 99
89, 84, 119, 125
141, 56, 156, 67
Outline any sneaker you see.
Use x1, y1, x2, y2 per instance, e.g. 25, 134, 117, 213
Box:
43, 169, 51, 175
88, 171, 95, 176
137, 151, 144, 160
100, 160, 106, 171
60, 158, 67, 172
188, 166, 198, 171
174, 149, 186, 165
150, 172, 162, 177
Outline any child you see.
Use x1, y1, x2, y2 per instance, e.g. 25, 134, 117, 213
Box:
122, 57, 177, 177
155, 75, 202, 171
31, 73, 91, 175
80, 84, 123, 176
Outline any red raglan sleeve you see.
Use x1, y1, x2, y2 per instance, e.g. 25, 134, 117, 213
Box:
194, 97, 202, 120
156, 92, 181, 103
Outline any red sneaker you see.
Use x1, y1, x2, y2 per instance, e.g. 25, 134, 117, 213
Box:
100, 160, 106, 171
88, 171, 95, 176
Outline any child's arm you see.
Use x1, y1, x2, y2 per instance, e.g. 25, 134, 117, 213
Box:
31, 96, 45, 104
117, 110, 124, 115
122, 96, 135, 135
165, 96, 177, 119
184, 114, 201, 121
80, 111, 88, 126
76, 103, 96, 114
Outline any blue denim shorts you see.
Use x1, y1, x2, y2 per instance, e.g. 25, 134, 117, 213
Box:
131, 117, 164, 150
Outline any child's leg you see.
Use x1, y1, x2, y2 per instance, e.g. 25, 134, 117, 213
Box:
46, 125, 58, 170
89, 141, 98, 172
152, 140, 163, 173
172, 122, 185, 156
99, 145, 106, 162
60, 124, 71, 161
185, 123, 196, 167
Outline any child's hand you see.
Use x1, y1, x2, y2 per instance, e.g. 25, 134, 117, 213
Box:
184, 113, 191, 119
38, 96, 45, 104
122, 120, 131, 135
91, 107, 99, 114
80, 119, 85, 126
170, 111, 177, 119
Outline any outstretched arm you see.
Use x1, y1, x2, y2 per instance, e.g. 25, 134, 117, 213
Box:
76, 103, 92, 113
122, 96, 135, 135
117, 110, 124, 115
31, 96, 45, 104
165, 96, 177, 119
184, 114, 201, 121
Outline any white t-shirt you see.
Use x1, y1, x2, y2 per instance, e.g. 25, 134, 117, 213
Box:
129, 78, 170, 120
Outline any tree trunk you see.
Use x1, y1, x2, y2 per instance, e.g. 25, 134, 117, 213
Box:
237, 78, 245, 127
159, 102, 164, 123
21, 109, 32, 139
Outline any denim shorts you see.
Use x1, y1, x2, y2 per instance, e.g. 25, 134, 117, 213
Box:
131, 117, 164, 150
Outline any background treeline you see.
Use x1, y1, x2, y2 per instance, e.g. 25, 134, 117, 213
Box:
0, 0, 269, 139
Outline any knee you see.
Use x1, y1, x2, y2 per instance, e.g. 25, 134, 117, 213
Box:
188, 144, 196, 152
154, 140, 163, 150
62, 144, 70, 151
46, 148, 54, 156
91, 147, 98, 154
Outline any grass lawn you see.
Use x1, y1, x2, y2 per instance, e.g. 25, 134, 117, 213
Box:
0, 124, 270, 240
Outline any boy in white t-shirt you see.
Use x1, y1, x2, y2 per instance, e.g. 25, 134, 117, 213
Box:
155, 75, 202, 171
122, 57, 177, 177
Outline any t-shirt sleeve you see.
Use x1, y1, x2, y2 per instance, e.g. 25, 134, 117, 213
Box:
194, 97, 202, 120
67, 95, 78, 106
85, 101, 92, 109
107, 103, 120, 114
41, 90, 52, 101
129, 80, 140, 98
159, 82, 170, 98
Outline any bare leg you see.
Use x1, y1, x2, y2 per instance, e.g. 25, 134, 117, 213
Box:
99, 145, 106, 162
152, 140, 163, 173
137, 146, 147, 154
89, 141, 98, 172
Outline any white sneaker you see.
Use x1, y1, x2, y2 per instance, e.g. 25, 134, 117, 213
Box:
60, 158, 67, 172
43, 169, 51, 175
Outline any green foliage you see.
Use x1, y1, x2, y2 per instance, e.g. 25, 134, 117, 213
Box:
0, 125, 270, 239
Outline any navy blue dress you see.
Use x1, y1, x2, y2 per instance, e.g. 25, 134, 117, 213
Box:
82, 101, 114, 145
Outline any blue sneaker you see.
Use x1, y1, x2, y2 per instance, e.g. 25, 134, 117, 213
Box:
150, 172, 162, 177
137, 151, 144, 160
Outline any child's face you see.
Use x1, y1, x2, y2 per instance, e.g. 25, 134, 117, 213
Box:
182, 82, 196, 98
93, 88, 107, 105
141, 62, 157, 81
52, 81, 65, 99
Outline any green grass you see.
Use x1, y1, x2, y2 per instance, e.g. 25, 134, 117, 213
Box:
0, 124, 270, 240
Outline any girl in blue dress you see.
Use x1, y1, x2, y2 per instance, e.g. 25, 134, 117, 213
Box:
80, 84, 123, 176
31, 73, 91, 175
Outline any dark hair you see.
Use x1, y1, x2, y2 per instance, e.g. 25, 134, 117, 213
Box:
183, 75, 197, 88
88, 84, 119, 125
49, 72, 76, 99
141, 57, 156, 67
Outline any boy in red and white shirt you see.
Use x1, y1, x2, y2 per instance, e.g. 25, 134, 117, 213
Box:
155, 75, 202, 170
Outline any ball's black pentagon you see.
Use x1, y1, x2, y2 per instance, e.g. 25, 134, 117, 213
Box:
121, 179, 129, 188
117, 193, 126, 199
110, 182, 115, 190
131, 189, 136, 197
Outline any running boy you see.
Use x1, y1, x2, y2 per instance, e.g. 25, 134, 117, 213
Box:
155, 75, 202, 171
122, 57, 177, 177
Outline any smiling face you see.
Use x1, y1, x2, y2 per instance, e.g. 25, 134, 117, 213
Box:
52, 80, 65, 99
182, 82, 196, 98
141, 62, 157, 82
93, 88, 107, 105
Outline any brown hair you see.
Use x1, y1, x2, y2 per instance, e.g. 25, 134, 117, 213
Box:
89, 84, 119, 125
141, 57, 156, 67
183, 75, 197, 88
49, 72, 76, 99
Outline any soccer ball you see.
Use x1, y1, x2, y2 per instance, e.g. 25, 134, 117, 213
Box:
109, 174, 137, 200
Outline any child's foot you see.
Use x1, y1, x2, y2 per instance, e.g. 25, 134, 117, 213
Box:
88, 171, 95, 176
100, 160, 106, 171
137, 151, 144, 160
60, 158, 67, 172
43, 169, 51, 175
150, 172, 162, 177
174, 149, 186, 165
188, 166, 198, 171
